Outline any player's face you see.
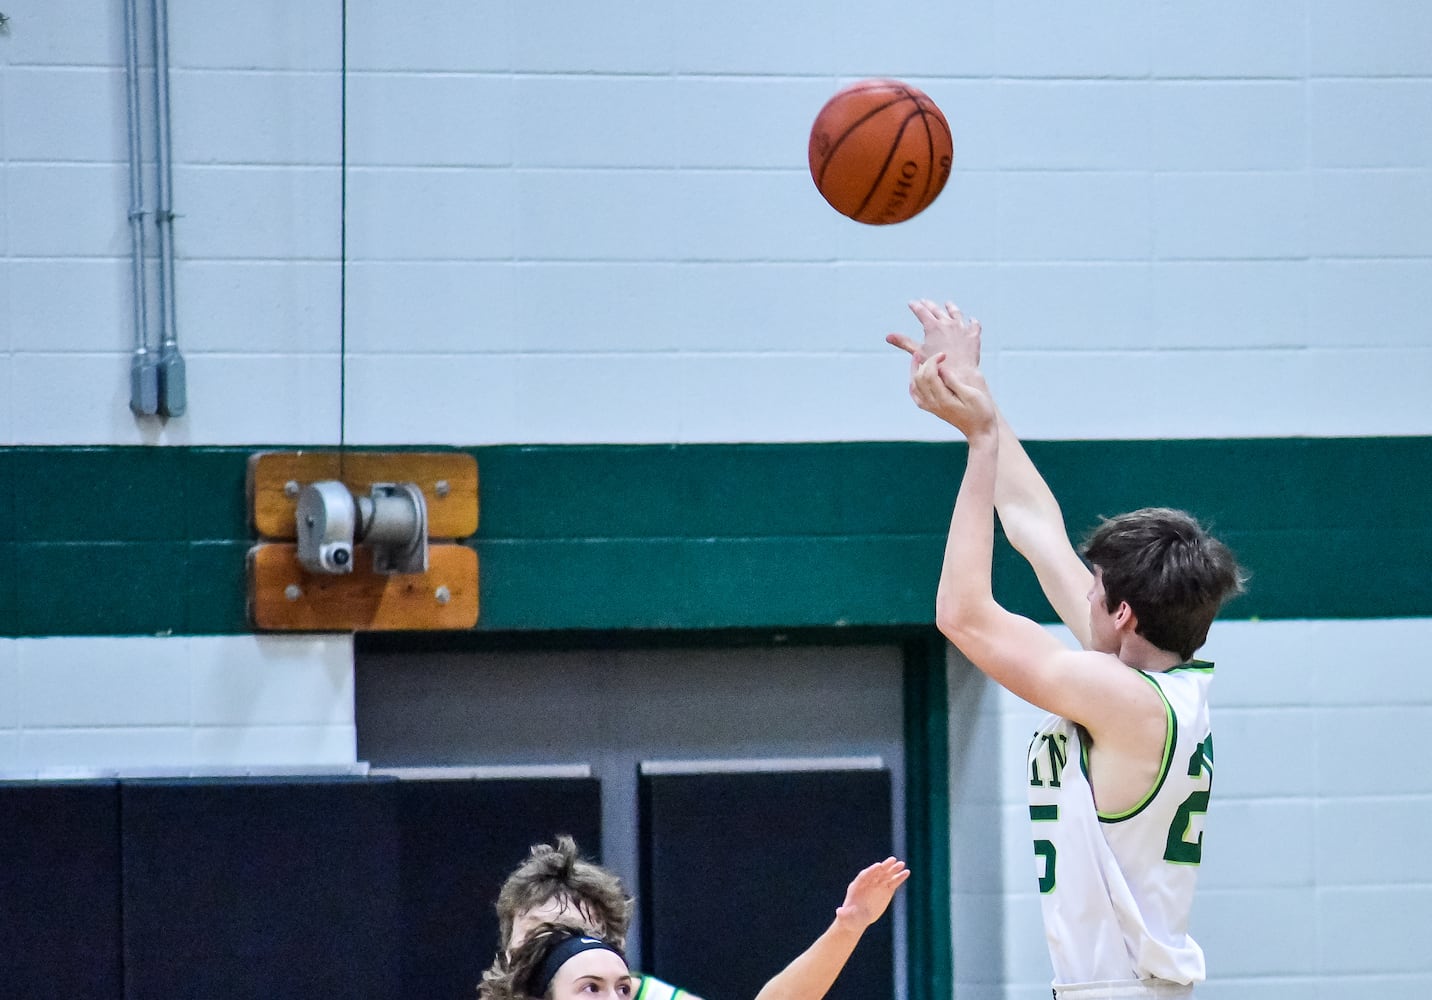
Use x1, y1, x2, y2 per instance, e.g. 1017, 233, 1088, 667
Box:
547, 949, 633, 1000
509, 896, 599, 952
1087, 566, 1119, 654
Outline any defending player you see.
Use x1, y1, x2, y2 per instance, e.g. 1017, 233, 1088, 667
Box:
889, 301, 1244, 999
487, 836, 907, 1000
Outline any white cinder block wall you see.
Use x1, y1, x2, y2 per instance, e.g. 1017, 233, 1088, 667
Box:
3, 0, 1431, 995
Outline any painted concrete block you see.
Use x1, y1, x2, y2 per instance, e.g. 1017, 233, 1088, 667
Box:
342, 352, 521, 445
5, 67, 127, 162
1299, 348, 1432, 436
172, 69, 340, 166
16, 726, 191, 773
507, 352, 688, 444
1153, 0, 1305, 79
346, 72, 513, 168
1311, 169, 1432, 258
513, 76, 675, 168
0, 640, 17, 729
187, 635, 354, 727
995, 82, 1151, 171
510, 262, 682, 353
1198, 798, 1315, 889
189, 723, 356, 767
1310, 619, 1432, 705
174, 165, 341, 260
168, 0, 339, 71
1214, 706, 1320, 799
995, 262, 1153, 351
998, 172, 1152, 261
1307, 260, 1432, 348
672, 77, 834, 170
345, 261, 517, 354
16, 637, 189, 727
3, 0, 123, 67
1195, 887, 1318, 975
953, 1, 1152, 79
1309, 0, 1432, 76
1199, 620, 1317, 710
1318, 886, 1432, 973
176, 260, 341, 354
8, 259, 132, 354
1317, 707, 1431, 796
7, 164, 129, 257
1311, 81, 1432, 168
996, 348, 1319, 440
346, 0, 511, 73
1153, 172, 1308, 260
345, 166, 516, 260
1149, 260, 1307, 350
510, 1, 675, 74
1151, 82, 1304, 171
1317, 797, 1432, 885
180, 353, 342, 445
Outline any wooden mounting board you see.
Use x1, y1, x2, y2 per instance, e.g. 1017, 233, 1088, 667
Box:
248, 543, 479, 631
249, 451, 478, 540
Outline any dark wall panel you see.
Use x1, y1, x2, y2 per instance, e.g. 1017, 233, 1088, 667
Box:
640, 767, 893, 1000
0, 781, 123, 1000
120, 778, 400, 1000
395, 777, 602, 999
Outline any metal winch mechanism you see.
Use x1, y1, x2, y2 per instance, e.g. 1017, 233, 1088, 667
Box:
296, 481, 429, 575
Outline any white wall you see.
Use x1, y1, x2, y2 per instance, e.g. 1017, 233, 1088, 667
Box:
951, 618, 1432, 999
3, 0, 1430, 446
0, 635, 356, 777
2, 1, 1430, 992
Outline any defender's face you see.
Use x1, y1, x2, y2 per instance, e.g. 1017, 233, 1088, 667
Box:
548, 949, 632, 1000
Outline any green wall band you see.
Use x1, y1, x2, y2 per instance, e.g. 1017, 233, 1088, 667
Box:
1, 438, 1426, 637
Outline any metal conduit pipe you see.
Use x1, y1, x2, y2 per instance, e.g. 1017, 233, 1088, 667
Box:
151, 0, 186, 417
124, 0, 158, 415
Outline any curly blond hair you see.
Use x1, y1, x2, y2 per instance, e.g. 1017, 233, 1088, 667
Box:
493, 836, 633, 951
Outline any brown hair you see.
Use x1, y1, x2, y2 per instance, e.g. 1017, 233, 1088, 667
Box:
1082, 507, 1246, 661
479, 922, 626, 1000
494, 836, 633, 953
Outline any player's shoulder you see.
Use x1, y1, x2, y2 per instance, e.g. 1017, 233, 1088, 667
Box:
633, 972, 701, 1000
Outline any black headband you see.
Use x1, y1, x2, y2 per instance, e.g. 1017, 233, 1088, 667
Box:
527, 932, 624, 998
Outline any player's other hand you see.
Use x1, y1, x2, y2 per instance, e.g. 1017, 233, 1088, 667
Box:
886, 299, 982, 373
835, 857, 910, 929
912, 354, 996, 438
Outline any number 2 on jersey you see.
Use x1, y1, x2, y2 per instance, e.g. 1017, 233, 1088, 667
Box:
1163, 736, 1213, 865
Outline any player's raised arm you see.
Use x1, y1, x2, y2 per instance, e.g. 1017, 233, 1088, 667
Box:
751, 858, 909, 1000
889, 300, 1094, 648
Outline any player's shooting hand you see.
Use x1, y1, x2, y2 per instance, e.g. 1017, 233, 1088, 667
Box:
911, 354, 996, 438
834, 857, 910, 929
886, 299, 982, 373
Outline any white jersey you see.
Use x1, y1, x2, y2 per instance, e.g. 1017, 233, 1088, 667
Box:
1026, 662, 1215, 996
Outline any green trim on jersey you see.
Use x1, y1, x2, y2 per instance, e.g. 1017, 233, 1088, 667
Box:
1096, 672, 1178, 823
633, 974, 686, 1000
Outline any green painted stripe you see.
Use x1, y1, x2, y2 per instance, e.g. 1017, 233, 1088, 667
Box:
903, 631, 952, 1000
1, 439, 1429, 636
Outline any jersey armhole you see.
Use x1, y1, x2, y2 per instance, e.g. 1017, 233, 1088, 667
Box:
1097, 671, 1177, 823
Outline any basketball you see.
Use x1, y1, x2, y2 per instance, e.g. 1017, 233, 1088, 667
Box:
808, 79, 954, 225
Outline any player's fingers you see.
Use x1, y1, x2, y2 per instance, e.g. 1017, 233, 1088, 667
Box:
886, 332, 920, 356
944, 300, 964, 321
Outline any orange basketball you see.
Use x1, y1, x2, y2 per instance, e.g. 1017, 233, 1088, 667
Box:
808, 79, 953, 225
